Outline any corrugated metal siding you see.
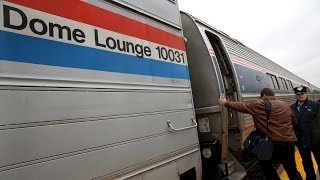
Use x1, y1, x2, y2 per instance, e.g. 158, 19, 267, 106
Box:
0, 1, 195, 179
220, 36, 307, 84
109, 0, 181, 29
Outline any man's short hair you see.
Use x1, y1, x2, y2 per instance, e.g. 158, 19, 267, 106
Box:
260, 88, 275, 97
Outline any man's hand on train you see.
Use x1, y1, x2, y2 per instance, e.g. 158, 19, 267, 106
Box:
219, 97, 227, 106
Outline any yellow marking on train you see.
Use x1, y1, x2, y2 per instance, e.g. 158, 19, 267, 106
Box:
280, 149, 318, 180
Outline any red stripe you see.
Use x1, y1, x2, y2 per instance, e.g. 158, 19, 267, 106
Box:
7, 0, 185, 51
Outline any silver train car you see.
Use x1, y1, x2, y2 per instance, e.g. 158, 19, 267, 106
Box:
0, 0, 319, 179
0, 0, 200, 179
181, 11, 320, 179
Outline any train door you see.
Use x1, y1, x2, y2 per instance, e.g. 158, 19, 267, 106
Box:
204, 31, 241, 154
181, 12, 245, 179
205, 31, 240, 150
203, 29, 247, 179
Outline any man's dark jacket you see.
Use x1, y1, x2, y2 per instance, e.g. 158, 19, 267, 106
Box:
291, 99, 320, 148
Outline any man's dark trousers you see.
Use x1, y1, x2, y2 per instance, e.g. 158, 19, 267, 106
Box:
296, 143, 320, 180
259, 141, 302, 180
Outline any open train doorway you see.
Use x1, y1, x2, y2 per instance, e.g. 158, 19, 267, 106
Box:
181, 12, 246, 178
204, 31, 241, 153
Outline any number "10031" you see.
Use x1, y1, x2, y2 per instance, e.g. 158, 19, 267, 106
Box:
156, 46, 185, 64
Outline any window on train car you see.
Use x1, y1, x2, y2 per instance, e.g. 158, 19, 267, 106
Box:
279, 77, 288, 90
266, 74, 275, 89
287, 80, 293, 90
307, 87, 311, 93
283, 80, 289, 90
168, 0, 176, 3
267, 73, 280, 89
278, 77, 284, 89
278, 77, 285, 90
271, 75, 280, 89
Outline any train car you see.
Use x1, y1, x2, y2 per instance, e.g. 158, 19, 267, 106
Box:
1, 0, 319, 179
0, 0, 201, 180
180, 11, 320, 179
310, 84, 320, 100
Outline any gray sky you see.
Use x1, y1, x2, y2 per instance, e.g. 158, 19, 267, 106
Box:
179, 0, 320, 88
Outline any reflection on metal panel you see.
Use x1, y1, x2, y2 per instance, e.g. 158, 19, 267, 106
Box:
0, 132, 199, 180
0, 89, 193, 126
211, 56, 225, 94
110, 0, 181, 29
221, 36, 306, 83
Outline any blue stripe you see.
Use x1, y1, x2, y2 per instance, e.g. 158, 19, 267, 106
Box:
0, 30, 189, 79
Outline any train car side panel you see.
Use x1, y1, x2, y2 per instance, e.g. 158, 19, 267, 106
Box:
0, 1, 200, 179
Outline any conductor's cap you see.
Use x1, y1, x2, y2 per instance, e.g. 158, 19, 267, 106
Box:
293, 85, 307, 95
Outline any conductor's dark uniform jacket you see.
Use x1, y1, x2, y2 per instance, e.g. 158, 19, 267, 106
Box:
290, 100, 320, 148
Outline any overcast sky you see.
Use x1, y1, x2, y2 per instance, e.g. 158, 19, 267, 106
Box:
179, 0, 320, 88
